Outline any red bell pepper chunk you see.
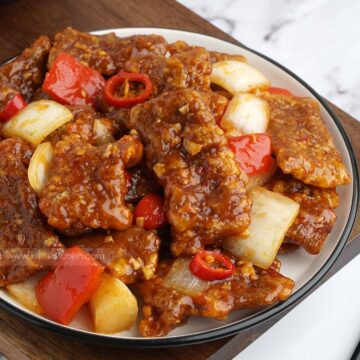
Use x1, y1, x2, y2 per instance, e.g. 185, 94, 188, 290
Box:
133, 193, 166, 230
268, 87, 293, 96
42, 52, 106, 106
104, 72, 152, 108
36, 246, 104, 325
228, 133, 272, 176
189, 250, 235, 281
0, 93, 26, 122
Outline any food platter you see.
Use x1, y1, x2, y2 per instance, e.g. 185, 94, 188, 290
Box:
0, 27, 358, 347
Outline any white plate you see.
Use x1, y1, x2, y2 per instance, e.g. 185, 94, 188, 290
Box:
0, 28, 357, 347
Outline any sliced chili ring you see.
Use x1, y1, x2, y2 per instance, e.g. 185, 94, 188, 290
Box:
189, 250, 235, 281
104, 72, 152, 108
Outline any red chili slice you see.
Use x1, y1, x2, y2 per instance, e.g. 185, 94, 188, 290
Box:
268, 87, 293, 96
189, 250, 235, 281
104, 72, 152, 108
0, 93, 26, 122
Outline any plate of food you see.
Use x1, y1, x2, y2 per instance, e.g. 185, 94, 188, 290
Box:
0, 27, 357, 347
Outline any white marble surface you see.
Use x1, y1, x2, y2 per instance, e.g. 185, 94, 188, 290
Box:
178, 0, 360, 120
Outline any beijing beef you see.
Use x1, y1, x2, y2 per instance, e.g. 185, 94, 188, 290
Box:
0, 27, 351, 337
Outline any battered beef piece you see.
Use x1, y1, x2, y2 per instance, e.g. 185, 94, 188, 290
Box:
0, 36, 50, 111
0, 138, 63, 286
167, 40, 246, 63
39, 132, 143, 236
98, 43, 212, 125
71, 227, 160, 284
108, 34, 168, 70
266, 171, 338, 254
209, 51, 247, 64
135, 257, 294, 337
45, 106, 120, 146
263, 92, 350, 188
48, 27, 117, 75
123, 46, 212, 95
129, 89, 251, 256
125, 163, 162, 204
48, 28, 167, 75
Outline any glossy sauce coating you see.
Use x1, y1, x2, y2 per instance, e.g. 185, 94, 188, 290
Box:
45, 106, 120, 146
266, 171, 338, 254
264, 92, 351, 188
72, 226, 160, 283
129, 89, 251, 256
123, 45, 212, 95
48, 27, 168, 76
39, 134, 142, 235
0, 36, 50, 111
135, 256, 294, 337
0, 138, 63, 286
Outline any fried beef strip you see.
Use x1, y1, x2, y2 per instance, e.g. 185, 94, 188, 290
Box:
109, 33, 168, 71
167, 40, 247, 64
135, 257, 294, 337
208, 51, 247, 64
39, 132, 143, 236
48, 27, 117, 75
70, 226, 160, 284
0, 138, 63, 286
48, 27, 168, 75
123, 45, 212, 95
129, 89, 251, 256
266, 171, 338, 254
263, 92, 350, 188
97, 41, 213, 130
0, 36, 50, 112
45, 106, 120, 146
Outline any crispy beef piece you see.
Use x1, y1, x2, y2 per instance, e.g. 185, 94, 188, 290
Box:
48, 27, 117, 75
135, 257, 294, 337
45, 106, 120, 146
129, 89, 251, 256
263, 92, 350, 188
108, 34, 168, 70
167, 40, 246, 64
0, 138, 63, 286
266, 171, 338, 254
39, 133, 143, 236
208, 50, 247, 64
0, 36, 50, 112
71, 227, 160, 284
98, 41, 212, 127
125, 163, 162, 204
48, 28, 167, 75
123, 46, 212, 95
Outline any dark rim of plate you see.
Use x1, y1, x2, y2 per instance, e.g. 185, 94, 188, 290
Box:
0, 28, 358, 348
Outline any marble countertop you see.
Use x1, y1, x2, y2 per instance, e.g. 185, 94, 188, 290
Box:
178, 0, 360, 120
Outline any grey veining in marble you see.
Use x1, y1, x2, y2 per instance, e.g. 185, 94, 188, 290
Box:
178, 0, 360, 120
